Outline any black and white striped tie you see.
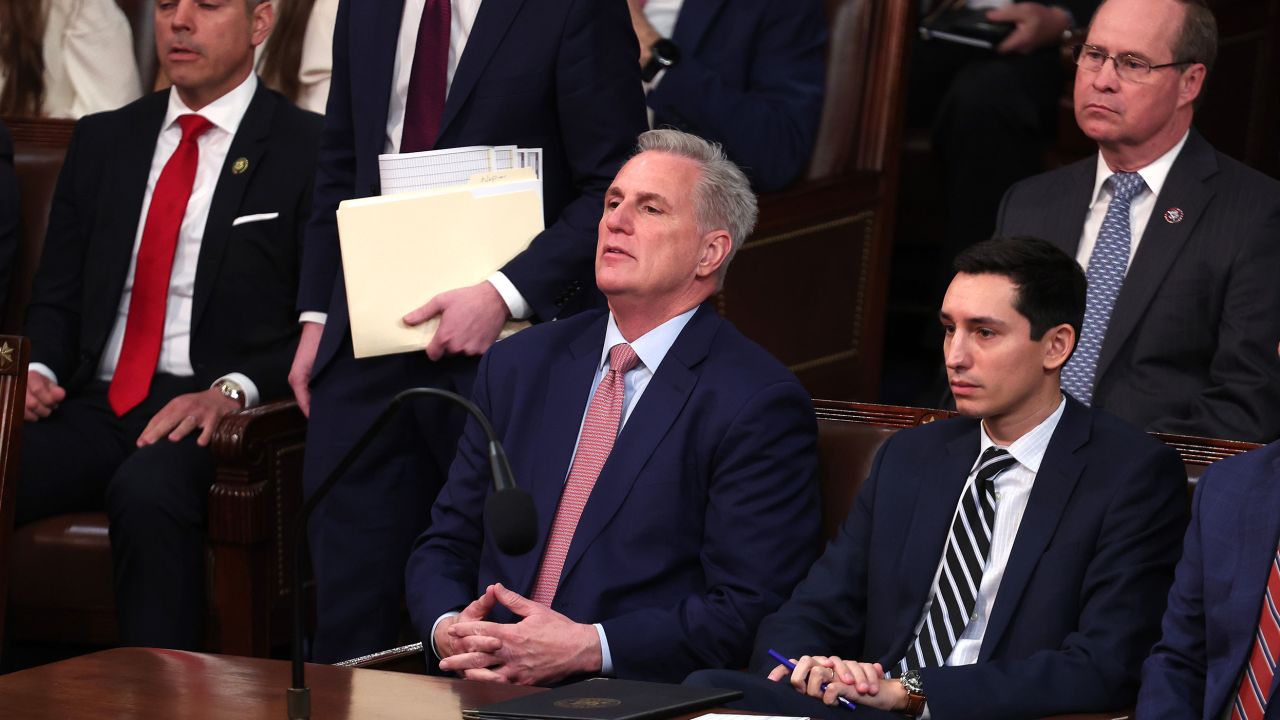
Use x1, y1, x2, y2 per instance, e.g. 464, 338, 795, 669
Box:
900, 447, 1017, 672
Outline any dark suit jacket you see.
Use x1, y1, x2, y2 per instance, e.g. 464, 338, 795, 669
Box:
300, 0, 648, 376
1139, 441, 1280, 720
0, 119, 16, 309
646, 0, 825, 192
26, 83, 322, 399
752, 398, 1188, 719
995, 130, 1280, 443
405, 303, 822, 682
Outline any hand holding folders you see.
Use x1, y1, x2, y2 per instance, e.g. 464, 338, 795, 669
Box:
337, 148, 545, 359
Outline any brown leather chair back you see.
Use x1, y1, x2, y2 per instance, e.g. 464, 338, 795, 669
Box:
114, 0, 158, 91
1, 118, 75, 334
0, 334, 31, 658
814, 400, 955, 540
807, 0, 912, 180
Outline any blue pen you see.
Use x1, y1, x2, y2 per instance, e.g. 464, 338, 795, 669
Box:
768, 648, 857, 711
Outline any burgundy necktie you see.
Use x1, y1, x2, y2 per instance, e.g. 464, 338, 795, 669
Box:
108, 114, 213, 417
1232, 543, 1280, 720
530, 343, 641, 606
401, 0, 451, 152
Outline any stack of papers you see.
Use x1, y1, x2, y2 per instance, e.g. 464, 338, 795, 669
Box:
379, 145, 543, 194
337, 145, 546, 359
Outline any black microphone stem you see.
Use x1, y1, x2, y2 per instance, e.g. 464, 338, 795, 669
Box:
288, 387, 511, 719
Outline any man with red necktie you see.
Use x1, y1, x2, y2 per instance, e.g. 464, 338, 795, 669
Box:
292, 0, 647, 662
17, 0, 322, 650
1138, 342, 1280, 720
404, 129, 821, 685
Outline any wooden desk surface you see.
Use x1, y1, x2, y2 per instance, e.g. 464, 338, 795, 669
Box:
0, 648, 542, 719
0, 647, 1132, 720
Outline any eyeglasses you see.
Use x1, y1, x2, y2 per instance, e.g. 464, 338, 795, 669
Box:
1072, 44, 1198, 82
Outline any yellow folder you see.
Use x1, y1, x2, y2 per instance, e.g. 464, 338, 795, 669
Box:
337, 171, 543, 358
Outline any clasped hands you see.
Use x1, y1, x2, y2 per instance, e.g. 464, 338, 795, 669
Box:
435, 583, 603, 686
768, 655, 909, 712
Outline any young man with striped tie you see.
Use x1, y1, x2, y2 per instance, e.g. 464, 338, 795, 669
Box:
1138, 341, 1280, 720
689, 236, 1188, 719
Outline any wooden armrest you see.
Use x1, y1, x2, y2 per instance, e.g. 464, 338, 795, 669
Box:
337, 642, 428, 674
206, 398, 308, 656
211, 399, 307, 480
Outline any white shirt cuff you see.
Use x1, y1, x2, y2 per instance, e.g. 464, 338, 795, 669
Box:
487, 272, 532, 320
299, 311, 327, 325
430, 610, 461, 660
211, 372, 260, 409
29, 363, 58, 385
594, 623, 613, 675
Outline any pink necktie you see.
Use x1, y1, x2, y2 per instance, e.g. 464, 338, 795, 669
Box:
1232, 543, 1280, 720
109, 114, 213, 416
530, 343, 641, 606
400, 0, 451, 152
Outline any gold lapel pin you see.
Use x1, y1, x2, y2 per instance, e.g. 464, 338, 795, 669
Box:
232, 157, 250, 175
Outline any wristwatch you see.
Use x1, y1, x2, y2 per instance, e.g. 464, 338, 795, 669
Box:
216, 378, 246, 407
642, 38, 681, 82
899, 670, 926, 717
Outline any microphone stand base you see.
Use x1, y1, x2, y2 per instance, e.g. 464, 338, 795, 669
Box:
287, 687, 311, 719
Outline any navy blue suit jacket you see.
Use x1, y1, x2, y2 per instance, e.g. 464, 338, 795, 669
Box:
1139, 441, 1280, 719
996, 130, 1280, 443
646, 0, 826, 192
405, 303, 822, 682
300, 0, 647, 375
752, 398, 1188, 719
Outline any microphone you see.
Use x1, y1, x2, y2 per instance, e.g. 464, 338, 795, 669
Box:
287, 387, 537, 720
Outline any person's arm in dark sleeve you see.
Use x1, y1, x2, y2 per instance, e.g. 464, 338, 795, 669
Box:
646, 0, 826, 192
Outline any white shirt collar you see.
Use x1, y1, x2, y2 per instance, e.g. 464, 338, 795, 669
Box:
599, 307, 699, 374
1088, 130, 1190, 210
163, 72, 258, 137
978, 395, 1067, 475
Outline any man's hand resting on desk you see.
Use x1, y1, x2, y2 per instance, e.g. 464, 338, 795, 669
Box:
438, 583, 603, 685
404, 281, 509, 361
769, 655, 909, 712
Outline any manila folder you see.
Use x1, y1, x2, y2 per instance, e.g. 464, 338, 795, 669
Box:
337, 178, 543, 358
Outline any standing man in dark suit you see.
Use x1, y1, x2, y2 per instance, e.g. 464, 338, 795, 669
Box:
1139, 344, 1280, 720
688, 236, 1188, 719
290, 0, 647, 662
995, 0, 1280, 443
17, 0, 321, 650
625, 0, 826, 192
404, 129, 820, 685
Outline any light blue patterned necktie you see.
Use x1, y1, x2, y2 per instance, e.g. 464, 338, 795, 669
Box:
1061, 171, 1146, 405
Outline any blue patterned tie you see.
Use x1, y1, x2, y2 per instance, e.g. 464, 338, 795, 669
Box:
1061, 172, 1146, 405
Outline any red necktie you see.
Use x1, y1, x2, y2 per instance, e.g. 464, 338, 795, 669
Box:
401, 0, 451, 152
530, 343, 641, 606
108, 114, 213, 417
1232, 544, 1280, 720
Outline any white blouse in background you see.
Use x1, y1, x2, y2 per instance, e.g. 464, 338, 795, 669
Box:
17, 0, 144, 117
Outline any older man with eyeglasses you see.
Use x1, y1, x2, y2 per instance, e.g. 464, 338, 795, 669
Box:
992, 0, 1280, 444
